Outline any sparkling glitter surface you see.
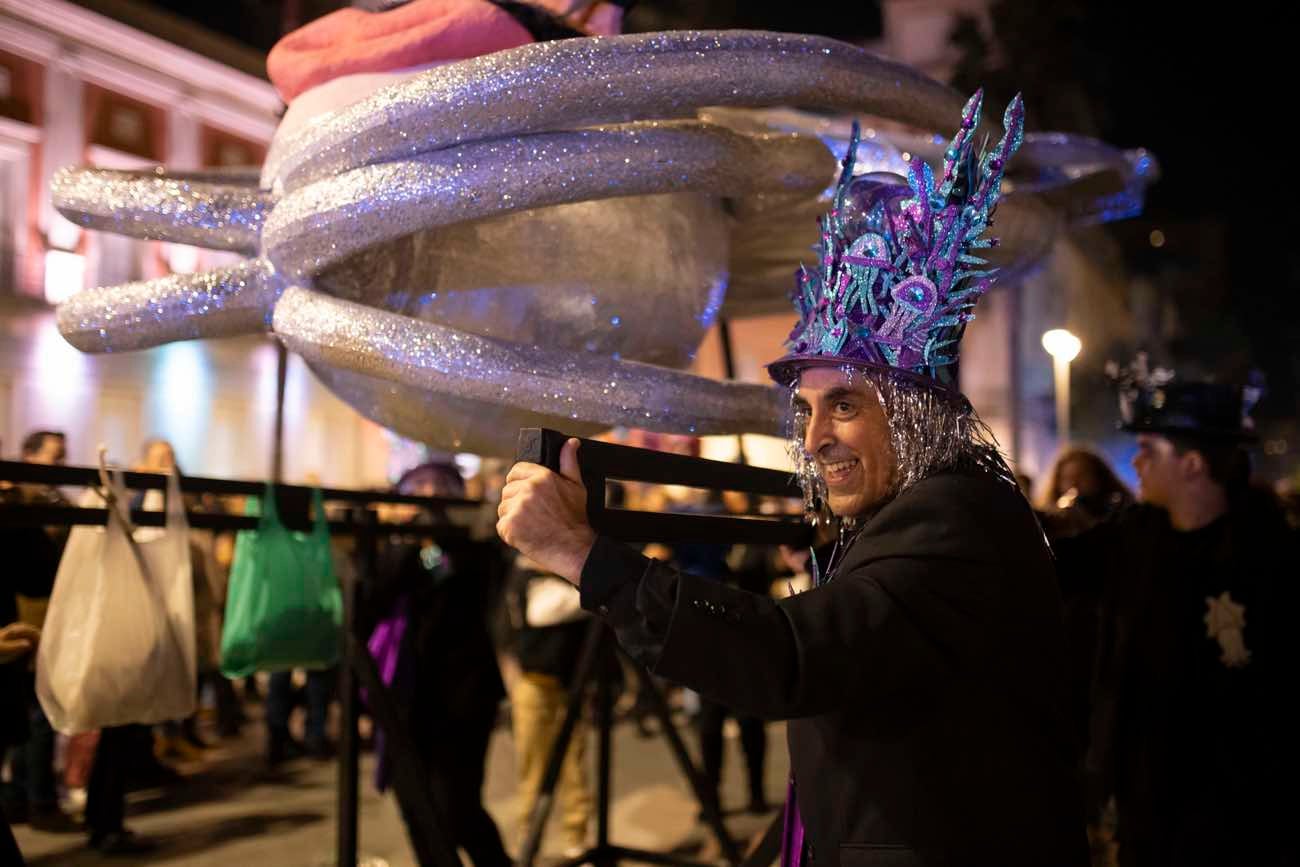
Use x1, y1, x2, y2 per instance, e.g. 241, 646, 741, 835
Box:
57, 259, 279, 352
314, 193, 732, 369
309, 363, 609, 457
52, 167, 271, 255
265, 122, 833, 279
264, 30, 972, 191
273, 287, 786, 437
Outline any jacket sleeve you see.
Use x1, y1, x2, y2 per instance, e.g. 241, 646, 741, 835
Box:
579, 476, 1016, 720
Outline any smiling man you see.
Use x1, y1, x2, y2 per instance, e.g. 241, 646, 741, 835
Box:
498, 93, 1087, 867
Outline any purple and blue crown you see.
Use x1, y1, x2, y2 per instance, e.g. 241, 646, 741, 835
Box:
768, 90, 1025, 389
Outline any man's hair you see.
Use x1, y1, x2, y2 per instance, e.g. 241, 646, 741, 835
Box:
21, 430, 65, 457
788, 364, 1014, 521
1168, 434, 1252, 496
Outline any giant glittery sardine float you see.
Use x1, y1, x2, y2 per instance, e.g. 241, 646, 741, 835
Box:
51, 0, 1155, 456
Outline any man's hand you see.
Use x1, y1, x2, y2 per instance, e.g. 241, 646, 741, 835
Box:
497, 438, 596, 586
0, 622, 41, 664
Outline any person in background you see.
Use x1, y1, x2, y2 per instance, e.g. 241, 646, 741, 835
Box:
1038, 446, 1133, 527
365, 460, 510, 867
1, 622, 41, 865
647, 457, 770, 822
266, 473, 339, 765
50, 437, 168, 855
133, 439, 223, 760
670, 488, 769, 821
1055, 362, 1298, 865
266, 668, 337, 764
507, 554, 593, 857
1035, 446, 1134, 754
210, 499, 261, 710
18, 431, 67, 476
2, 432, 78, 834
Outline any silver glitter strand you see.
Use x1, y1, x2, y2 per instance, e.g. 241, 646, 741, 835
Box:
57, 259, 280, 352
52, 167, 272, 255
264, 121, 835, 279
264, 30, 976, 191
272, 287, 787, 436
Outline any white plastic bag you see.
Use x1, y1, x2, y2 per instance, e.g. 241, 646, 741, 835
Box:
36, 464, 196, 733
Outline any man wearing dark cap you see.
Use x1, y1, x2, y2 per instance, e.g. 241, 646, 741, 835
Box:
1060, 356, 1298, 866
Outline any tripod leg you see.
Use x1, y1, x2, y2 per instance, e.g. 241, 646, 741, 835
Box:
740, 813, 784, 867
517, 618, 605, 867
595, 637, 613, 856
338, 569, 360, 867
625, 653, 743, 866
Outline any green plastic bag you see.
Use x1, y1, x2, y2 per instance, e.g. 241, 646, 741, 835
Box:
219, 485, 342, 677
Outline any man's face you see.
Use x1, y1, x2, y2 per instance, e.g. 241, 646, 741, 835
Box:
1131, 434, 1182, 507
794, 367, 896, 518
26, 435, 67, 466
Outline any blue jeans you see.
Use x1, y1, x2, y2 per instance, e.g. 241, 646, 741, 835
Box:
266, 668, 336, 745
9, 702, 57, 808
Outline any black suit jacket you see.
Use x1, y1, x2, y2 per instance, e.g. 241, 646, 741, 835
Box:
581, 470, 1087, 867
1057, 500, 1300, 865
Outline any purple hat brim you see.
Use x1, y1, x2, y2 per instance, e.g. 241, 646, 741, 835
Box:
766, 353, 966, 403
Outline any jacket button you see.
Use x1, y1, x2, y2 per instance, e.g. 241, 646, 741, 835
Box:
597, 605, 610, 616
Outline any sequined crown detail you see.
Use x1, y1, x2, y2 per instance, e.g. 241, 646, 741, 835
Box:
1105, 352, 1176, 394
785, 90, 1025, 386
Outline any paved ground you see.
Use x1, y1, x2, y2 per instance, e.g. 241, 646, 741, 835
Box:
12, 702, 789, 866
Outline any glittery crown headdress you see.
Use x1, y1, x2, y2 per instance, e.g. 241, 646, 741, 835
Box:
768, 90, 1025, 389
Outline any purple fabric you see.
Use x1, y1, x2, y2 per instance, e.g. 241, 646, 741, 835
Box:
365, 595, 409, 792
781, 777, 805, 867
367, 598, 408, 688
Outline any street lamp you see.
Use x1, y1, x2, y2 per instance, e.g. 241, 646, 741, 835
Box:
1041, 328, 1082, 444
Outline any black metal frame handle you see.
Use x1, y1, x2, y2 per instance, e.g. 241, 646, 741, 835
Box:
515, 428, 811, 547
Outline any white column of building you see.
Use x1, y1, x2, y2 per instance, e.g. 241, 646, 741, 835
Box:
164, 103, 201, 274
39, 53, 83, 256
